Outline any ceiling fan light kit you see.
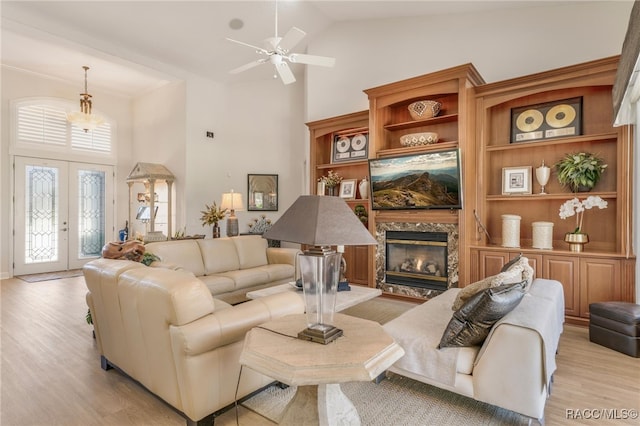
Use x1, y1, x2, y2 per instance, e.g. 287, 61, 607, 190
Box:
226, 0, 335, 84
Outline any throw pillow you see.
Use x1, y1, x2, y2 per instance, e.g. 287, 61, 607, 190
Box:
500, 252, 522, 273
439, 280, 526, 348
451, 265, 524, 311
516, 257, 535, 291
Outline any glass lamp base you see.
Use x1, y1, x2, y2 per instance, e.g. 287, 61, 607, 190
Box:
297, 325, 343, 344
227, 216, 239, 237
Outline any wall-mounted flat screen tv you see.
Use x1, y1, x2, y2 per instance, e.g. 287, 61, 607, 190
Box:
368, 148, 462, 210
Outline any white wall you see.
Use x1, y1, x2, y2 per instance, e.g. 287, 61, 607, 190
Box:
131, 80, 186, 238
200, 76, 306, 237
0, 66, 133, 278
305, 1, 633, 121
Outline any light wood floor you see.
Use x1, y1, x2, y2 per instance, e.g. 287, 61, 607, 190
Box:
1, 275, 639, 425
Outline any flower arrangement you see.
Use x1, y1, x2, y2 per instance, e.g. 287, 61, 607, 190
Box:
555, 152, 607, 192
559, 195, 608, 234
200, 201, 228, 226
319, 170, 343, 188
248, 215, 272, 234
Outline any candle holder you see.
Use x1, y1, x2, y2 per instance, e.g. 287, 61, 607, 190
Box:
535, 160, 551, 195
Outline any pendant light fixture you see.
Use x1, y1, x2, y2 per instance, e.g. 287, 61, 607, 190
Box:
67, 66, 104, 132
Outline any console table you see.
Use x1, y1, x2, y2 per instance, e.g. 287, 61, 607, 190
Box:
239, 313, 404, 425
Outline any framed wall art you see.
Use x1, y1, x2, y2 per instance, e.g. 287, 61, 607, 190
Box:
502, 166, 532, 195
247, 174, 278, 211
339, 179, 357, 199
510, 97, 582, 143
332, 131, 369, 163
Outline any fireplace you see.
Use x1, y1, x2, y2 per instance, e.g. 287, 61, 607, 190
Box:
385, 231, 448, 291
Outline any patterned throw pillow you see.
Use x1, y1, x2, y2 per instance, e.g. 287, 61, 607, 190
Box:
438, 281, 526, 348
500, 253, 522, 273
451, 265, 524, 311
505, 255, 535, 291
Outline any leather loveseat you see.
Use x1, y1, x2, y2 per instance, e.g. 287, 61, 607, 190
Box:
84, 258, 305, 425
144, 235, 300, 304
383, 271, 564, 424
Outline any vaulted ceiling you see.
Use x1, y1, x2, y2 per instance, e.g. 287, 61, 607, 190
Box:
1, 1, 572, 97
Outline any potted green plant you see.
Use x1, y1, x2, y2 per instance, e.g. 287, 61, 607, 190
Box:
200, 202, 228, 238
555, 152, 607, 192
354, 204, 368, 227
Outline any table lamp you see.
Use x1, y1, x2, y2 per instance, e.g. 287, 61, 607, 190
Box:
220, 190, 244, 237
264, 195, 377, 344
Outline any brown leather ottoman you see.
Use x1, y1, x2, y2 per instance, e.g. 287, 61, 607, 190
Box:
589, 301, 640, 358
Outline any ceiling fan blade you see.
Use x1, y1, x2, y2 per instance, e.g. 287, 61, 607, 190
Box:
277, 27, 306, 54
288, 53, 336, 68
275, 62, 296, 85
229, 59, 268, 74
225, 37, 270, 55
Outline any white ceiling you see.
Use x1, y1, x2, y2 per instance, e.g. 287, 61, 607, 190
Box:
1, 1, 569, 97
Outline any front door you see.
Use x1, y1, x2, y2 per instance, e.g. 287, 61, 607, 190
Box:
13, 157, 114, 275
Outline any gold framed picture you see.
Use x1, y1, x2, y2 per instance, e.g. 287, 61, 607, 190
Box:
510, 97, 582, 143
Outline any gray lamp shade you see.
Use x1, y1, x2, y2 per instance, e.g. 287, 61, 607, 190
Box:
263, 195, 376, 246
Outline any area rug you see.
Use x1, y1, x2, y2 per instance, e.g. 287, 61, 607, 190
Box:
340, 296, 415, 324
242, 297, 529, 425
243, 373, 529, 425
16, 269, 83, 283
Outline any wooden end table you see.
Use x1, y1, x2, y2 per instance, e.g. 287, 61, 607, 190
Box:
239, 313, 404, 425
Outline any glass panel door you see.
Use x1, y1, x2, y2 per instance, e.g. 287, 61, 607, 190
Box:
13, 157, 114, 275
14, 158, 68, 274
68, 163, 114, 269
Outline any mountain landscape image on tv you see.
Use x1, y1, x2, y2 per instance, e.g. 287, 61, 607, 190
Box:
368, 149, 462, 210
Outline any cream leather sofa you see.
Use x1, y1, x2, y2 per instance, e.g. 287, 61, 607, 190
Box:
84, 258, 305, 426
383, 278, 564, 424
144, 235, 300, 304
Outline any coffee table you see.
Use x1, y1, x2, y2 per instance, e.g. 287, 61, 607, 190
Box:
246, 283, 382, 312
239, 313, 404, 425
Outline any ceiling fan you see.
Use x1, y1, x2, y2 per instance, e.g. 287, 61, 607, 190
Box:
226, 0, 336, 85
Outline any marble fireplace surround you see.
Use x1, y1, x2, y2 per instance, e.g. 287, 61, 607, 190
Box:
375, 222, 459, 300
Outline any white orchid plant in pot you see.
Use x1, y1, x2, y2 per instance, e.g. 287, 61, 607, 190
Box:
559, 195, 608, 251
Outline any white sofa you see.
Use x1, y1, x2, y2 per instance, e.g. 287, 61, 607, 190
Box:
383, 278, 564, 424
84, 258, 305, 426
144, 235, 300, 303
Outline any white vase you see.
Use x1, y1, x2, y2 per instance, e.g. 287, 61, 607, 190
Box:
535, 161, 551, 194
501, 214, 521, 248
532, 221, 553, 249
317, 181, 326, 196
358, 177, 369, 199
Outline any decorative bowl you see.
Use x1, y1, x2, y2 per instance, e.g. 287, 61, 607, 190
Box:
399, 132, 439, 146
407, 100, 442, 121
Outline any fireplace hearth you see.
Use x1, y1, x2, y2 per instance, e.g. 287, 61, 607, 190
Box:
375, 221, 459, 300
385, 231, 448, 291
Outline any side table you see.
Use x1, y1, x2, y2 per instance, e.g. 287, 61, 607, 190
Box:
239, 313, 404, 425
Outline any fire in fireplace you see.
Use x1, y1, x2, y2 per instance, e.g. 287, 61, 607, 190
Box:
385, 231, 448, 290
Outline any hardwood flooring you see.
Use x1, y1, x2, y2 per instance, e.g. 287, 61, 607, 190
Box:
1, 275, 638, 425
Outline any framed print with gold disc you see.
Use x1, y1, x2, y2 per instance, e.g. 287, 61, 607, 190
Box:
510, 97, 582, 143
